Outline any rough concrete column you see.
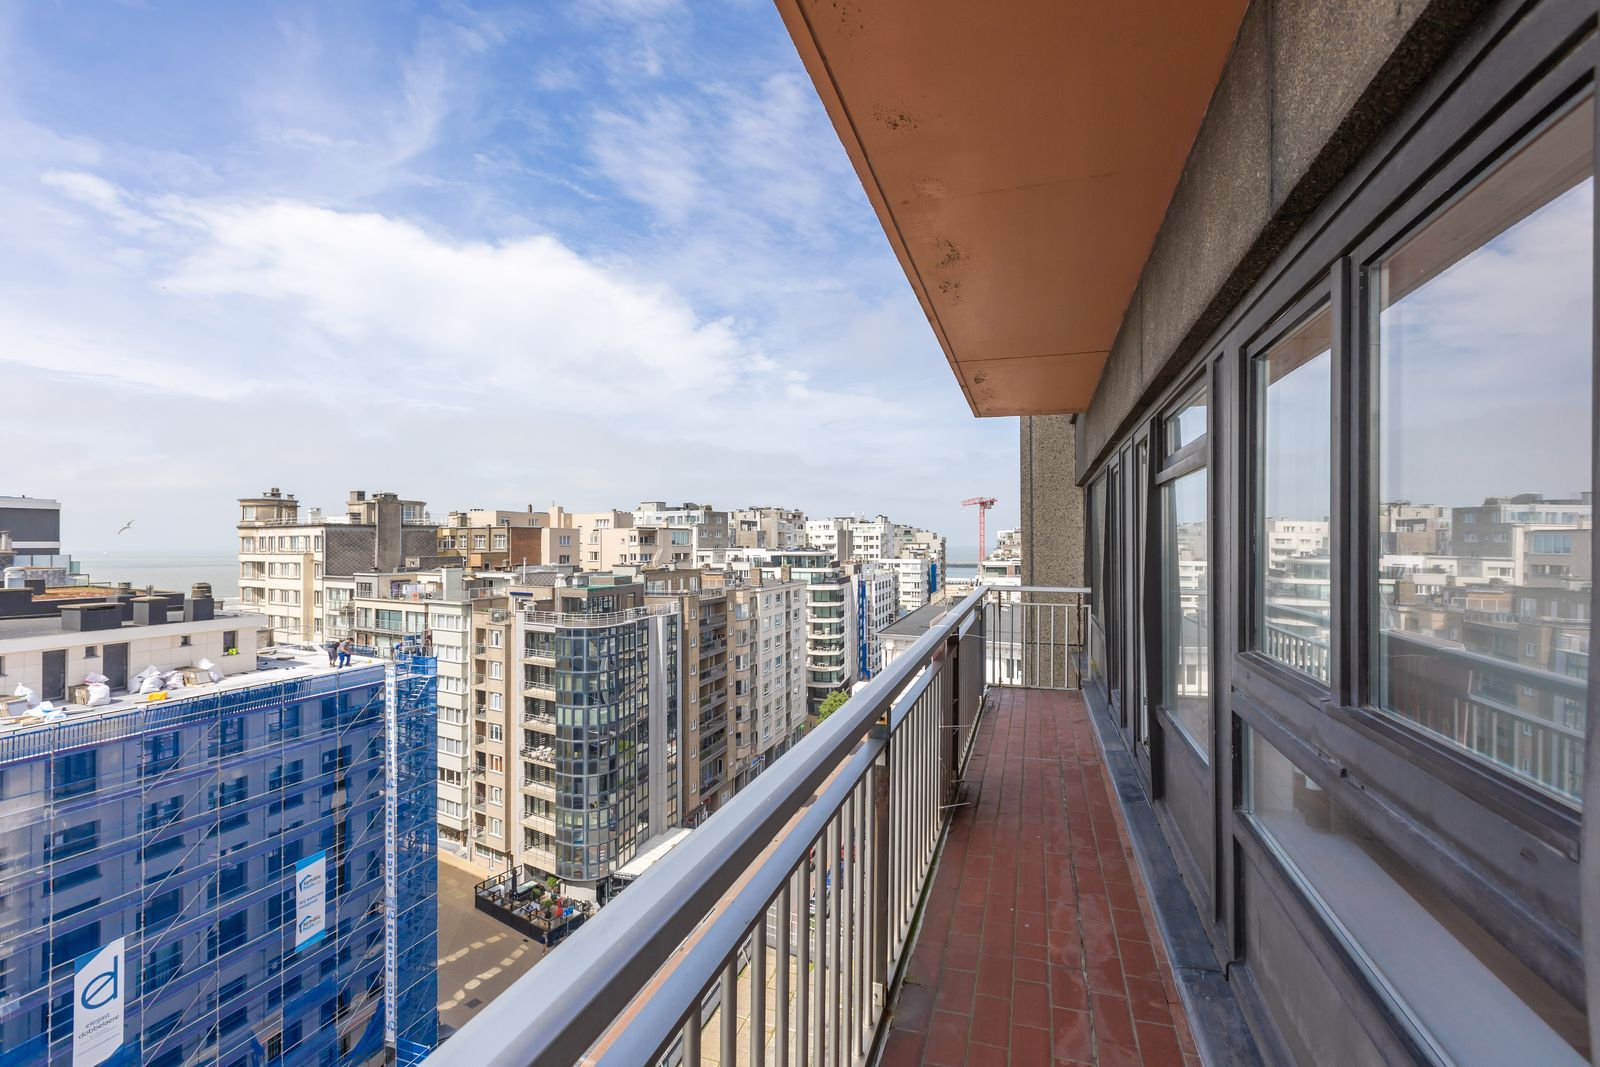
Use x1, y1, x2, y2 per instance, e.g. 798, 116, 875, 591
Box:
1019, 415, 1087, 686
1019, 415, 1084, 587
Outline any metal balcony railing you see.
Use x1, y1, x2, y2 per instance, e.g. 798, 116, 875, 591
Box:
438, 584, 1088, 1066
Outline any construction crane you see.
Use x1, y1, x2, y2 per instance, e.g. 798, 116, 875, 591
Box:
961, 496, 998, 561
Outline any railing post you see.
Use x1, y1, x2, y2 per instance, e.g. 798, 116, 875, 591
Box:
945, 630, 960, 802
870, 724, 891, 1014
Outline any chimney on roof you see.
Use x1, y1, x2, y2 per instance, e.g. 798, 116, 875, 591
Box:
60, 602, 122, 632
131, 596, 166, 626
186, 582, 215, 622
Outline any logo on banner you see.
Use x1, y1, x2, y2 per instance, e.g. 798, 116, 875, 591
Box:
73, 938, 124, 1067
295, 851, 328, 951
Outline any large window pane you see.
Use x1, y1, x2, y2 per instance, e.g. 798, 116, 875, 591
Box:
1163, 468, 1209, 756
1244, 728, 1587, 1063
1375, 98, 1592, 805
1258, 307, 1333, 681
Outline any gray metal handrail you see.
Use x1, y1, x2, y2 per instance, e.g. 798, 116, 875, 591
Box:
432, 585, 991, 1066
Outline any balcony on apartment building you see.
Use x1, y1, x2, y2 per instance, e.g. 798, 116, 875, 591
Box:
438, 587, 1213, 1067
435, 0, 1597, 1063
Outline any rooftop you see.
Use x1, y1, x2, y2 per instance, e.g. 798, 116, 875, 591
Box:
0, 605, 257, 642
880, 597, 959, 639
0, 645, 384, 753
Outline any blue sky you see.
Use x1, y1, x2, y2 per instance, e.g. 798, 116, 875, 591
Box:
1, 1, 1017, 553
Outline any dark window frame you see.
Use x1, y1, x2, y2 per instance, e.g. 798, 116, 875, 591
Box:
1075, 0, 1596, 1050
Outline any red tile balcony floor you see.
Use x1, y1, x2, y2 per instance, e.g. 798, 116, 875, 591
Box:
881, 688, 1200, 1066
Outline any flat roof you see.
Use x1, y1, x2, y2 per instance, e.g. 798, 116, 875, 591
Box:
0, 646, 385, 739
0, 607, 255, 643
880, 598, 956, 639
614, 828, 693, 881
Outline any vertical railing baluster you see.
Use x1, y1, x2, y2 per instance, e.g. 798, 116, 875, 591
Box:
856, 776, 870, 1057
753, 903, 768, 1067
797, 863, 810, 1067
722, 958, 737, 1067
829, 813, 843, 1066
812, 830, 826, 1066
872, 742, 890, 1028
844, 786, 857, 1058
778, 879, 791, 1067
684, 998, 702, 1066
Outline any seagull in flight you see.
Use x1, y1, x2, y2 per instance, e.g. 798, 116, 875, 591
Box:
116, 520, 134, 535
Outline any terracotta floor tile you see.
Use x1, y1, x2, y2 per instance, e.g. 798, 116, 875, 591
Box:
1011, 1024, 1052, 1065
968, 994, 1011, 1049
1091, 994, 1137, 1047
921, 1011, 969, 1067
1052, 1008, 1095, 1064
1136, 1021, 1185, 1066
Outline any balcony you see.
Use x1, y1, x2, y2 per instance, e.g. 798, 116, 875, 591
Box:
432, 586, 1211, 1067
521, 744, 557, 767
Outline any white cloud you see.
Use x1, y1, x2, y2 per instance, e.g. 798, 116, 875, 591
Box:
0, 2, 1020, 553
40, 170, 158, 233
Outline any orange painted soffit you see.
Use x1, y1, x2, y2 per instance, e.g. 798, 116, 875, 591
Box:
774, 0, 1248, 417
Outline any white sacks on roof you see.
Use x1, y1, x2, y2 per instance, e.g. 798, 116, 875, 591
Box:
84, 683, 111, 707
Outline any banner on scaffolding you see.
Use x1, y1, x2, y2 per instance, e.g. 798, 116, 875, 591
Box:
295, 851, 328, 952
72, 937, 125, 1067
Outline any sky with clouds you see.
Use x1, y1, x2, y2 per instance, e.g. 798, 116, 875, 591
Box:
2, 1, 1018, 554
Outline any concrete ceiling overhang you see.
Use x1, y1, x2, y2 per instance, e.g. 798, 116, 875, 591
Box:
775, 0, 1249, 417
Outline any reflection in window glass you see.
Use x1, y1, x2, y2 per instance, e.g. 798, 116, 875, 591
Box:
1166, 387, 1207, 454
1375, 98, 1592, 806
1162, 468, 1208, 756
1258, 307, 1333, 681
1244, 729, 1588, 1063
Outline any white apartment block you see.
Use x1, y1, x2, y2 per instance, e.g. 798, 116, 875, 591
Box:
727, 577, 807, 786
851, 562, 900, 680
880, 557, 938, 615
847, 516, 900, 562
805, 518, 854, 562
632, 502, 731, 550
732, 507, 807, 550
237, 488, 437, 644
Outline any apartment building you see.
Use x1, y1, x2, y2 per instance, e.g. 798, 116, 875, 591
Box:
792, 561, 852, 711
436, 507, 580, 571
466, 572, 682, 899
0, 599, 439, 1066
731, 506, 806, 550
645, 577, 730, 825
236, 489, 438, 644
1378, 503, 1452, 555
850, 561, 900, 681
347, 567, 473, 851
725, 576, 806, 787
846, 515, 899, 561
803, 518, 853, 561
0, 494, 60, 555
467, 586, 518, 874
878, 556, 940, 614
896, 525, 948, 569
571, 509, 648, 570
632, 502, 731, 552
